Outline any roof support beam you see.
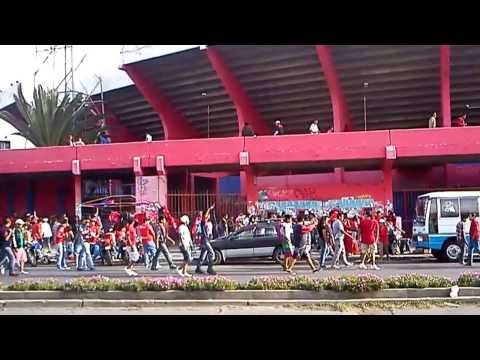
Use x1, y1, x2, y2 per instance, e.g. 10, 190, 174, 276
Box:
206, 47, 270, 136
120, 64, 200, 140
440, 45, 451, 127
315, 45, 353, 132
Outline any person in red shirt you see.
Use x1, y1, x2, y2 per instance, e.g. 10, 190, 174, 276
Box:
88, 219, 101, 261
359, 211, 380, 270
137, 218, 156, 269
55, 221, 71, 270
453, 114, 467, 127
467, 213, 480, 266
377, 218, 390, 261
31, 217, 42, 244
344, 211, 360, 256
124, 219, 139, 276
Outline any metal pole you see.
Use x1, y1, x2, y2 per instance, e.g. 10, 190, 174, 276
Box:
363, 82, 369, 132
207, 104, 210, 138
99, 76, 105, 125
64, 45, 67, 93
71, 45, 74, 92
363, 95, 367, 132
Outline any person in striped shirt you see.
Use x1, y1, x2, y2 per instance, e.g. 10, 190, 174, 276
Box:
456, 215, 468, 265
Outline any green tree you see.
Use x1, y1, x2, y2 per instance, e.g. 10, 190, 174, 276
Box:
0, 84, 103, 147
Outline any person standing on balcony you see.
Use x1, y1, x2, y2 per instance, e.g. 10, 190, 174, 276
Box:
145, 133, 153, 142
273, 120, 284, 136
453, 114, 467, 127
241, 122, 256, 137
309, 120, 320, 134
428, 112, 437, 128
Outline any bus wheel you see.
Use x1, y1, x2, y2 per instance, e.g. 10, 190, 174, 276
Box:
442, 239, 461, 262
431, 249, 442, 260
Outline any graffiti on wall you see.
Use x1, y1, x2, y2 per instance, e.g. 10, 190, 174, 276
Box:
257, 197, 383, 214
135, 175, 167, 217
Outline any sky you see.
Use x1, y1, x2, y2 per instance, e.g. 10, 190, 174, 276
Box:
0, 45, 198, 148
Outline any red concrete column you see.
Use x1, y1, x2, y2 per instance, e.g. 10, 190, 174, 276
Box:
121, 64, 201, 140
440, 45, 451, 128
383, 160, 394, 205
206, 47, 270, 136
74, 175, 82, 219
315, 45, 352, 132
240, 167, 257, 204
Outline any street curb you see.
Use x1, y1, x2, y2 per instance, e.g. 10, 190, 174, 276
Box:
3, 297, 480, 309
1, 288, 480, 301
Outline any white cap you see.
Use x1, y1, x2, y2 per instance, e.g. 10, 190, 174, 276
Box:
347, 210, 356, 219
180, 215, 190, 224
15, 219, 25, 225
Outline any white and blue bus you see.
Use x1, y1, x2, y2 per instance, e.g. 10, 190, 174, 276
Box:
413, 191, 480, 262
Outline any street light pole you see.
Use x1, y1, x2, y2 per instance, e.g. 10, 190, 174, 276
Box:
363, 82, 369, 131
207, 103, 210, 139
202, 92, 210, 138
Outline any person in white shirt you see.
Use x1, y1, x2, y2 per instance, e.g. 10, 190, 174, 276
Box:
145, 133, 153, 142
428, 112, 437, 128
40, 218, 53, 250
178, 215, 193, 277
309, 120, 320, 134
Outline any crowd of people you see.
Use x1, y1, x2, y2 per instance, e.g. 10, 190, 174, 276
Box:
275, 208, 404, 274
0, 204, 408, 278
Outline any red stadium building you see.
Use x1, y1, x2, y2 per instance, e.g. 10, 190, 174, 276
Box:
2, 45, 480, 232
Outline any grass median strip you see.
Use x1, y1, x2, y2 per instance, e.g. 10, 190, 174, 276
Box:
1, 273, 480, 293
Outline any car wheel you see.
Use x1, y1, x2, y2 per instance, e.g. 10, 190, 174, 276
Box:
442, 239, 461, 262
212, 249, 223, 265
272, 246, 284, 264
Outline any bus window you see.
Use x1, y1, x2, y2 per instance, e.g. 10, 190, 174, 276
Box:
429, 199, 438, 234
440, 198, 459, 218
460, 197, 479, 219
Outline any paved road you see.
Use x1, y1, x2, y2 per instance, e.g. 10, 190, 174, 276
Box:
0, 255, 477, 286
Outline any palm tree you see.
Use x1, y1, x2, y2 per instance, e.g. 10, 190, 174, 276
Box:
0, 84, 103, 147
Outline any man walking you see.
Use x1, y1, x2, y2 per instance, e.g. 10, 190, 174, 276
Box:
457, 215, 468, 265
41, 217, 53, 250
178, 215, 194, 277
330, 212, 353, 269
280, 215, 294, 273
151, 215, 181, 275
76, 219, 95, 271
467, 213, 480, 266
359, 211, 380, 270
195, 204, 217, 275
0, 219, 19, 276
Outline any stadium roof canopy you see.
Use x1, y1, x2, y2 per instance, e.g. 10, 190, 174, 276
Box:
3, 45, 480, 141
